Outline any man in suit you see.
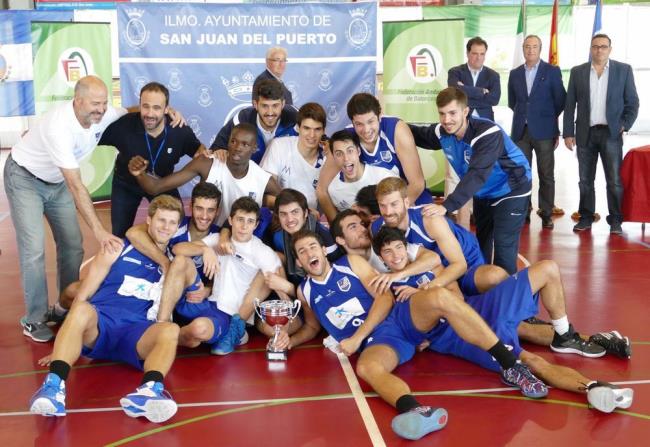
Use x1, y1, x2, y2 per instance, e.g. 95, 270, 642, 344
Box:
508, 35, 566, 229
253, 47, 293, 106
448, 36, 500, 121
564, 34, 639, 234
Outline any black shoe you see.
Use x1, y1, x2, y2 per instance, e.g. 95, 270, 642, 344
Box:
573, 220, 592, 232
542, 216, 554, 229
610, 222, 623, 235
550, 325, 606, 358
45, 306, 67, 326
589, 331, 631, 359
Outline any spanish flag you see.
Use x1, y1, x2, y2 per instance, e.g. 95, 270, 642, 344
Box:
549, 0, 559, 66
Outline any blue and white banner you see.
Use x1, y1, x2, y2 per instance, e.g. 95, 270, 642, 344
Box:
117, 2, 377, 145
0, 10, 72, 117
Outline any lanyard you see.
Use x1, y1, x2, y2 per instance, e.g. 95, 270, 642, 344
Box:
144, 126, 167, 176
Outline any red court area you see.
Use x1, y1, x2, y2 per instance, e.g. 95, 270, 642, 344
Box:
0, 149, 648, 446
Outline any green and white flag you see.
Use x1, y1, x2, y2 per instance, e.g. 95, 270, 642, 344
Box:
513, 1, 526, 68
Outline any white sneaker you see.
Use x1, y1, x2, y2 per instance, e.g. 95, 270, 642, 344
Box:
587, 384, 633, 413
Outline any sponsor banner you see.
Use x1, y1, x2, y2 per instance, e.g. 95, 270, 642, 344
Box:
31, 21, 114, 199
383, 19, 465, 194
117, 2, 377, 141
0, 10, 72, 116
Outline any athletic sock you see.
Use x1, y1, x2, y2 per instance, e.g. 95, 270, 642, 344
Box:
551, 315, 570, 336
141, 370, 164, 385
396, 394, 422, 414
49, 360, 71, 381
53, 302, 68, 316
488, 342, 517, 370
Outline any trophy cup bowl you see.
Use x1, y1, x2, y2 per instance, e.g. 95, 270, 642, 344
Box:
254, 299, 301, 361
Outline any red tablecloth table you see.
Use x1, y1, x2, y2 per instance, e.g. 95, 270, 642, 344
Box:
622, 145, 650, 223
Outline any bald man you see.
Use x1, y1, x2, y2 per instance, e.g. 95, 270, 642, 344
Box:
5, 76, 127, 343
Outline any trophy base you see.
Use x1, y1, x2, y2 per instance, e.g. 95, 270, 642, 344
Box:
266, 349, 288, 362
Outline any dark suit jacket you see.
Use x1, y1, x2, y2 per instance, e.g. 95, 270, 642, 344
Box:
252, 69, 293, 106
508, 60, 566, 142
448, 63, 500, 121
563, 59, 639, 147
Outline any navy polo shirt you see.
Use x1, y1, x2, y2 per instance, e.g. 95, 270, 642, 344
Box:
99, 112, 201, 188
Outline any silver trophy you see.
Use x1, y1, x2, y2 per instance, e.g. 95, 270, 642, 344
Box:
254, 299, 301, 361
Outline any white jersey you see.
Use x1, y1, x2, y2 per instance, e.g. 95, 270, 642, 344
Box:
205, 158, 271, 226
11, 101, 125, 183
366, 243, 421, 273
203, 234, 281, 324
260, 135, 322, 209
328, 164, 396, 211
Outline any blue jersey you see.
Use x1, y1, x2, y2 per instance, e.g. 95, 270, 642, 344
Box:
410, 118, 531, 211
89, 241, 164, 317
391, 271, 435, 293
300, 256, 374, 343
169, 216, 220, 284
372, 207, 485, 269
347, 116, 432, 205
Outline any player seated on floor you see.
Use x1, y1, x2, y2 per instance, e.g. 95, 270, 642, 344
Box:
156, 196, 298, 355
372, 226, 633, 412
373, 177, 508, 297
276, 229, 549, 441
29, 195, 185, 423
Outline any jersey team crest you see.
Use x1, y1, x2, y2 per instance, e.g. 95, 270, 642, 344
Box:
337, 276, 351, 292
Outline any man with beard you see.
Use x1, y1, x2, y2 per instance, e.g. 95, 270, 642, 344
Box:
210, 79, 297, 163
99, 82, 205, 237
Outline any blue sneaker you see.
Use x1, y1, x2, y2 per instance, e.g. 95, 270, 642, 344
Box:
211, 314, 246, 356
119, 381, 177, 423
30, 373, 66, 417
502, 361, 548, 399
391, 406, 448, 440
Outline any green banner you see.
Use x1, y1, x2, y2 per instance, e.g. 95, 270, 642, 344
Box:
31, 21, 115, 200
383, 19, 465, 195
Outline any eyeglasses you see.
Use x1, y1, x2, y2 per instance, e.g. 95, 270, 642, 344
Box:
591, 45, 610, 50
268, 58, 288, 63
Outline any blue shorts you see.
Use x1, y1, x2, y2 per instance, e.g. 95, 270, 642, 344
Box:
428, 268, 539, 372
458, 264, 481, 296
81, 304, 155, 370
365, 300, 441, 365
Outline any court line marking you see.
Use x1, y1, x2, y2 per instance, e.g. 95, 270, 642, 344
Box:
4, 379, 649, 418
336, 352, 386, 447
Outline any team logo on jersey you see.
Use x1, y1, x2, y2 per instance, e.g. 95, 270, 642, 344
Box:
326, 289, 336, 297
198, 84, 213, 107
124, 8, 150, 50
380, 150, 393, 163
248, 191, 257, 200
337, 276, 351, 292
346, 7, 372, 50
464, 149, 471, 165
416, 275, 431, 287
314, 294, 323, 304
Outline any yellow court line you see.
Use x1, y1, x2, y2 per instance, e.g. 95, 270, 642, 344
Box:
104, 390, 650, 446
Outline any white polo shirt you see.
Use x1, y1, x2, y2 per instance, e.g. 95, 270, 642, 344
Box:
11, 100, 125, 183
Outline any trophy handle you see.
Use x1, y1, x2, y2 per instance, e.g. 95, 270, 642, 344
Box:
253, 298, 264, 320
291, 299, 302, 320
